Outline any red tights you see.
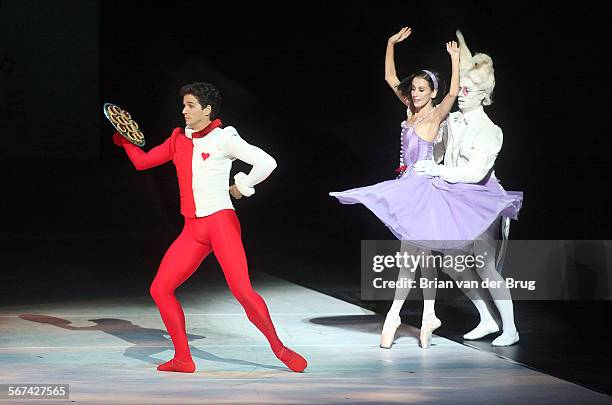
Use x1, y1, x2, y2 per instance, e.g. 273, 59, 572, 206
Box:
150, 209, 306, 373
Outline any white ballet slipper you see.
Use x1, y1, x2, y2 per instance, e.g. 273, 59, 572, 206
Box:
492, 330, 519, 346
463, 321, 500, 340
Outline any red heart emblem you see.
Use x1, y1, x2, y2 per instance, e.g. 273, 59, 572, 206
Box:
201, 152, 210, 161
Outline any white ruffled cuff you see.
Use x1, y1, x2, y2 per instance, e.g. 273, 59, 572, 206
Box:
234, 172, 255, 197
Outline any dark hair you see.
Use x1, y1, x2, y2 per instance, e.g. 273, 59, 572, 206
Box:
180, 82, 222, 119
397, 70, 446, 107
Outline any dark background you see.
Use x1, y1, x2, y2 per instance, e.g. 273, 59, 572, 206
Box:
1, 0, 610, 395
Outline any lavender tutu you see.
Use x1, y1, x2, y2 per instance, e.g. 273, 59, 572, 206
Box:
330, 122, 523, 249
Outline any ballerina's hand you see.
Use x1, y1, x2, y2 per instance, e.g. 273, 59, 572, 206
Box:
446, 41, 460, 59
388, 27, 412, 45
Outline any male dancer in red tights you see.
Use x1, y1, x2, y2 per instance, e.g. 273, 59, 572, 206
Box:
113, 82, 307, 373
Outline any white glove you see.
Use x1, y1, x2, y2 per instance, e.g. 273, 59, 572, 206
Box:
233, 172, 255, 197
413, 159, 440, 177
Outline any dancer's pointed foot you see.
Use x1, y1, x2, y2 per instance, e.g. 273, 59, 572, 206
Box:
156, 358, 196, 373
492, 330, 519, 346
275, 346, 307, 372
463, 320, 500, 340
380, 314, 401, 349
419, 317, 442, 349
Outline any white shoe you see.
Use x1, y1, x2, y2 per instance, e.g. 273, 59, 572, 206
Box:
419, 317, 442, 349
380, 315, 401, 349
492, 330, 519, 346
463, 321, 500, 340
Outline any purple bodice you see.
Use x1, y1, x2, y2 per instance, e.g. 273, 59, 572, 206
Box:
401, 122, 433, 171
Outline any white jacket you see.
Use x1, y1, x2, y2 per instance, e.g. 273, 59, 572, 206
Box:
434, 107, 502, 184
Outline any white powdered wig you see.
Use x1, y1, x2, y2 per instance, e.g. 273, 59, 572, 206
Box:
456, 30, 496, 105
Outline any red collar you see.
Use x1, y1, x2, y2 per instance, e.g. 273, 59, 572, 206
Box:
191, 119, 223, 138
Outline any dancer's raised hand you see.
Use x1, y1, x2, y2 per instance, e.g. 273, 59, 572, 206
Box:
446, 41, 460, 60
388, 27, 412, 45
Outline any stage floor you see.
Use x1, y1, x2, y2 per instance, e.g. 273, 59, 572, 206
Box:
1, 272, 609, 404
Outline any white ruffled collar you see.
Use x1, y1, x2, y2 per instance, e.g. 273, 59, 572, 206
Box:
461, 106, 485, 125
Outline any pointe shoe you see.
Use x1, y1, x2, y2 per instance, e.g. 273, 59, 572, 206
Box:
156, 358, 196, 373
492, 330, 519, 347
380, 330, 397, 349
463, 321, 500, 340
419, 317, 442, 349
380, 315, 401, 349
275, 346, 307, 372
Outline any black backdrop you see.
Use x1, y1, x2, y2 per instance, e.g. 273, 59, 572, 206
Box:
1, 0, 610, 285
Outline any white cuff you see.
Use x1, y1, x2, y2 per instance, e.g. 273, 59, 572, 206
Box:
234, 172, 255, 197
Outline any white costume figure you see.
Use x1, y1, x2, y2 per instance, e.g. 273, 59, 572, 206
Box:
414, 31, 521, 346
421, 31, 500, 183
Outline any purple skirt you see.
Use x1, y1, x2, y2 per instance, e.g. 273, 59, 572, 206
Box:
330, 174, 522, 249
